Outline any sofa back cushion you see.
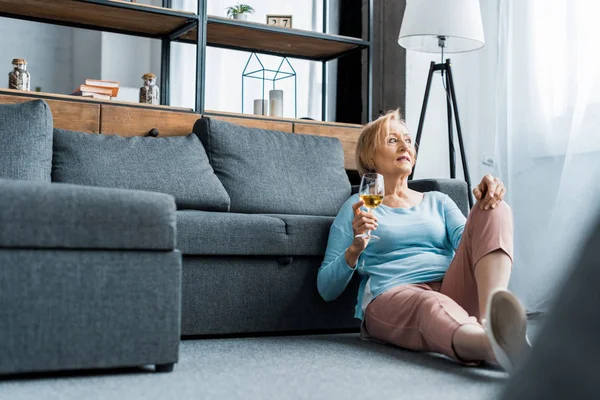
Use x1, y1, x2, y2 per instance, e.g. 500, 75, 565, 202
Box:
52, 129, 230, 211
193, 117, 351, 216
0, 100, 53, 181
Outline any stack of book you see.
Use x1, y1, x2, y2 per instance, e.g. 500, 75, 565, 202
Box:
72, 79, 120, 100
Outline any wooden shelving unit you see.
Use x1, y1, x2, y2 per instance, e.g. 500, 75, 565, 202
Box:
0, 0, 373, 126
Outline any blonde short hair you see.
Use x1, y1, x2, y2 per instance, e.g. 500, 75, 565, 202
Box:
355, 109, 411, 176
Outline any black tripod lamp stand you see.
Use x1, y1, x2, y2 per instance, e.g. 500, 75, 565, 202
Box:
398, 0, 486, 209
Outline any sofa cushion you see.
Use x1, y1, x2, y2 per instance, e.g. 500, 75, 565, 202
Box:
177, 210, 334, 256
0, 100, 53, 181
193, 117, 351, 216
52, 129, 230, 211
0, 179, 176, 250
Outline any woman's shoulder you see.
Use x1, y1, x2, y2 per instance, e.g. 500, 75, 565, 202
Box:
418, 190, 448, 202
421, 190, 454, 208
331, 194, 360, 231
341, 193, 360, 208
335, 193, 360, 217
425, 190, 448, 199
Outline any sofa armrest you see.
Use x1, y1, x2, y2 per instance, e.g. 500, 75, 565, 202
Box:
409, 178, 470, 216
0, 179, 176, 250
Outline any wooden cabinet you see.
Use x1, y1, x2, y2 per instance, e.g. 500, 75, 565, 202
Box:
0, 92, 100, 133
100, 106, 200, 137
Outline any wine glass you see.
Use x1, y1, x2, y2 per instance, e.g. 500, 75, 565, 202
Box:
356, 173, 385, 241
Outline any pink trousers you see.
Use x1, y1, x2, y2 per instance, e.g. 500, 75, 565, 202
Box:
362, 201, 514, 362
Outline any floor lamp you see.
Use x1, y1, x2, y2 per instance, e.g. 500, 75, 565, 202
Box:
398, 0, 485, 208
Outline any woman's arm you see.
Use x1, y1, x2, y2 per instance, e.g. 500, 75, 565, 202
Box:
444, 195, 467, 250
318, 195, 376, 301
317, 224, 358, 301
317, 194, 375, 301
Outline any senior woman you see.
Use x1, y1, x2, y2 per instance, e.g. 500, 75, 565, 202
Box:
318, 110, 530, 373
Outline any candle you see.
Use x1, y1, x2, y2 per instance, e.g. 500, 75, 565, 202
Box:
253, 99, 268, 115
269, 90, 283, 118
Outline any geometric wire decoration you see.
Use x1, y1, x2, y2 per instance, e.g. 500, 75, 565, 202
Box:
242, 52, 297, 118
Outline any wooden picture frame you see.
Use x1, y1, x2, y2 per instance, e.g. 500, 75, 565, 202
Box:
266, 15, 293, 28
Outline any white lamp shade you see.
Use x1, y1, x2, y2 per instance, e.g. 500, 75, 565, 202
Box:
398, 0, 485, 53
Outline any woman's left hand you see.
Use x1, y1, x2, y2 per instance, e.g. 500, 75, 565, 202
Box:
473, 174, 506, 210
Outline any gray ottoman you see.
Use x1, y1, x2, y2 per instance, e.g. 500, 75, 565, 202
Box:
0, 179, 181, 375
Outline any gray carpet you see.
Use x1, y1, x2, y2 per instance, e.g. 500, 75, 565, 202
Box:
0, 321, 544, 400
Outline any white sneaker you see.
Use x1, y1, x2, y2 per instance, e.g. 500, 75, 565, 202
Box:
485, 289, 531, 374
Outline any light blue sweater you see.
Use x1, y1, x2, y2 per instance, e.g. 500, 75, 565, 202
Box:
317, 191, 466, 320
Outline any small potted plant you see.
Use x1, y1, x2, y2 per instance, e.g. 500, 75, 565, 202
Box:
226, 3, 255, 21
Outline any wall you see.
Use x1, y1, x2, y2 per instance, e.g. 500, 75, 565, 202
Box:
72, 30, 102, 93
100, 0, 163, 102
100, 32, 162, 102
0, 19, 74, 94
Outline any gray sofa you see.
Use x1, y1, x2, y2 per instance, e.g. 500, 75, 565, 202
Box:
0, 99, 470, 375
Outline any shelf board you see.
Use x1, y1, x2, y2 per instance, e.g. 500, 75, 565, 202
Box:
0, 0, 197, 41
193, 16, 369, 61
203, 110, 363, 128
0, 88, 194, 112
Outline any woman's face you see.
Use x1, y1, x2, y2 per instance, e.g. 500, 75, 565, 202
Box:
372, 120, 416, 176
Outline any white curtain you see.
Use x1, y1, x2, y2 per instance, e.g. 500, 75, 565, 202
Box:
411, 0, 600, 313
493, 0, 600, 312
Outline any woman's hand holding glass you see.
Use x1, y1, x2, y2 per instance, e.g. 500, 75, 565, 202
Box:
344, 173, 384, 269
344, 199, 378, 269
351, 199, 379, 251
356, 173, 384, 240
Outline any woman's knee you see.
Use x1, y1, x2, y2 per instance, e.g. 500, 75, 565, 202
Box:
416, 292, 471, 337
494, 200, 512, 215
470, 200, 513, 228
468, 201, 515, 262
416, 291, 454, 318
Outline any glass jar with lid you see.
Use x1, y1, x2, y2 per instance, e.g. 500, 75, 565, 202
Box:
8, 58, 30, 91
139, 73, 159, 105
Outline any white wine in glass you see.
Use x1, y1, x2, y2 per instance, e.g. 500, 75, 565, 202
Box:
356, 173, 384, 241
